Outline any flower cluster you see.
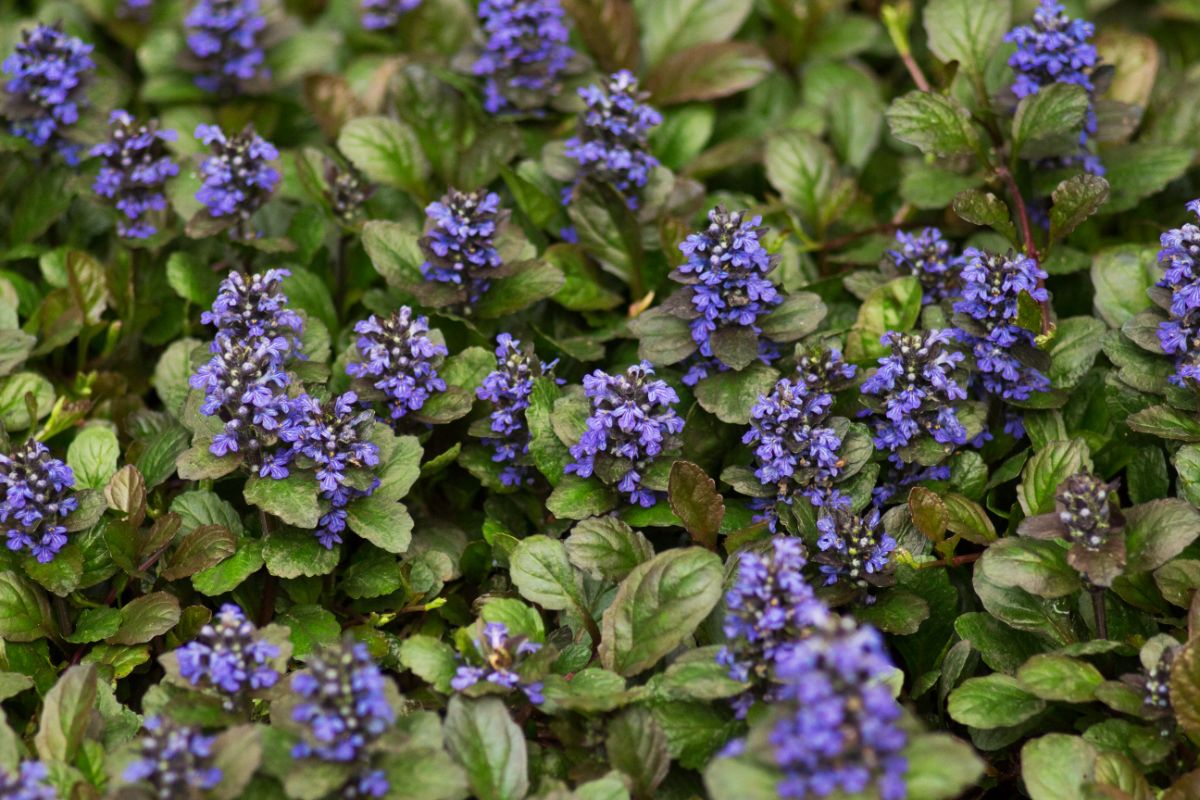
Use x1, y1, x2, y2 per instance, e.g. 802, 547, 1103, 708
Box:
477, 334, 557, 487
566, 361, 684, 507
348, 307, 448, 425
176, 604, 280, 708
123, 717, 222, 798
191, 270, 303, 476
1156, 200, 1200, 387
861, 329, 969, 456
744, 353, 854, 522
420, 189, 504, 305
769, 616, 907, 800
202, 269, 304, 357
1123, 642, 1181, 740
717, 538, 824, 694
564, 70, 662, 208
325, 161, 374, 225
361, 0, 422, 30
185, 0, 271, 95
195, 124, 281, 240
473, 0, 574, 114
814, 507, 897, 599
675, 207, 782, 384
0, 761, 57, 800
1005, 0, 1101, 174
1019, 471, 1125, 586
954, 248, 1051, 407
291, 639, 394, 796
884, 228, 962, 305
90, 111, 179, 239
0, 439, 78, 563
288, 392, 381, 548
1, 23, 94, 164
452, 622, 545, 704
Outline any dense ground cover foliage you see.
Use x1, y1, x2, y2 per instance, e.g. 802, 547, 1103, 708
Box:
3, 0, 1200, 797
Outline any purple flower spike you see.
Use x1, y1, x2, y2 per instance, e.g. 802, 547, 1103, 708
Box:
1, 23, 94, 164
473, 0, 574, 114
90, 111, 179, 240
185, 0, 271, 95
0, 439, 78, 564
347, 307, 448, 426
477, 334, 558, 487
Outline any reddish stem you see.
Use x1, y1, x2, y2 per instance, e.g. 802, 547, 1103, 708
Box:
995, 165, 1051, 335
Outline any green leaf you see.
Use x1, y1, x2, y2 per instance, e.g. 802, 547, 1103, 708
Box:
1048, 316, 1106, 389
66, 426, 119, 491
856, 588, 931, 635
1021, 734, 1098, 800
546, 244, 623, 312
905, 733, 987, 800
398, 635, 459, 693
952, 189, 1017, 244
631, 308, 698, 365
922, 0, 1011, 77
0, 371, 54, 430
1017, 438, 1091, 516
668, 461, 723, 550
764, 131, 839, 230
546, 475, 618, 521
942, 493, 997, 544
908, 486, 948, 540
564, 517, 654, 581
1013, 83, 1090, 159
109, 592, 181, 645
277, 605, 341, 659
244, 474, 321, 529
1090, 245, 1158, 328
509, 535, 589, 617
64, 607, 122, 645
704, 754, 783, 800
346, 493, 414, 555
34, 664, 97, 763
1049, 174, 1110, 243
645, 42, 772, 105
886, 91, 981, 158
637, 0, 753, 67
1128, 404, 1200, 442
758, 292, 827, 343
846, 276, 923, 360
166, 252, 221, 306
474, 262, 566, 318
0, 570, 53, 642
606, 708, 670, 797
262, 526, 340, 579
600, 548, 723, 676
1101, 144, 1195, 213
1017, 654, 1103, 702
567, 180, 643, 288
1123, 499, 1200, 574
161, 525, 237, 581
1170, 638, 1200, 739
444, 696, 528, 800
337, 116, 429, 195
361, 221, 424, 289
947, 674, 1046, 728
979, 537, 1081, 598
694, 362, 780, 425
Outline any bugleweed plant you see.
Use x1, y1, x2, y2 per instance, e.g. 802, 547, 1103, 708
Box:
6, 0, 1200, 798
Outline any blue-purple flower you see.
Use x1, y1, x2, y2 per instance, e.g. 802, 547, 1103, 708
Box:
361, 0, 421, 29
477, 334, 557, 487
716, 538, 824, 692
347, 308, 448, 425
287, 392, 381, 549
420, 189, 504, 306
564, 70, 662, 209
744, 351, 856, 522
202, 268, 304, 360
885, 228, 962, 305
185, 0, 271, 95
954, 248, 1051, 406
90, 111, 179, 240
452, 621, 545, 704
474, 0, 574, 114
291, 639, 394, 797
123, 716, 222, 796
566, 361, 684, 507
1156, 200, 1200, 387
768, 616, 907, 800
0, 440, 78, 563
1, 23, 94, 164
861, 329, 969, 455
176, 603, 279, 708
194, 124, 281, 240
676, 206, 782, 384
325, 160, 374, 225
814, 507, 897, 598
1005, 0, 1102, 174
0, 760, 57, 800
